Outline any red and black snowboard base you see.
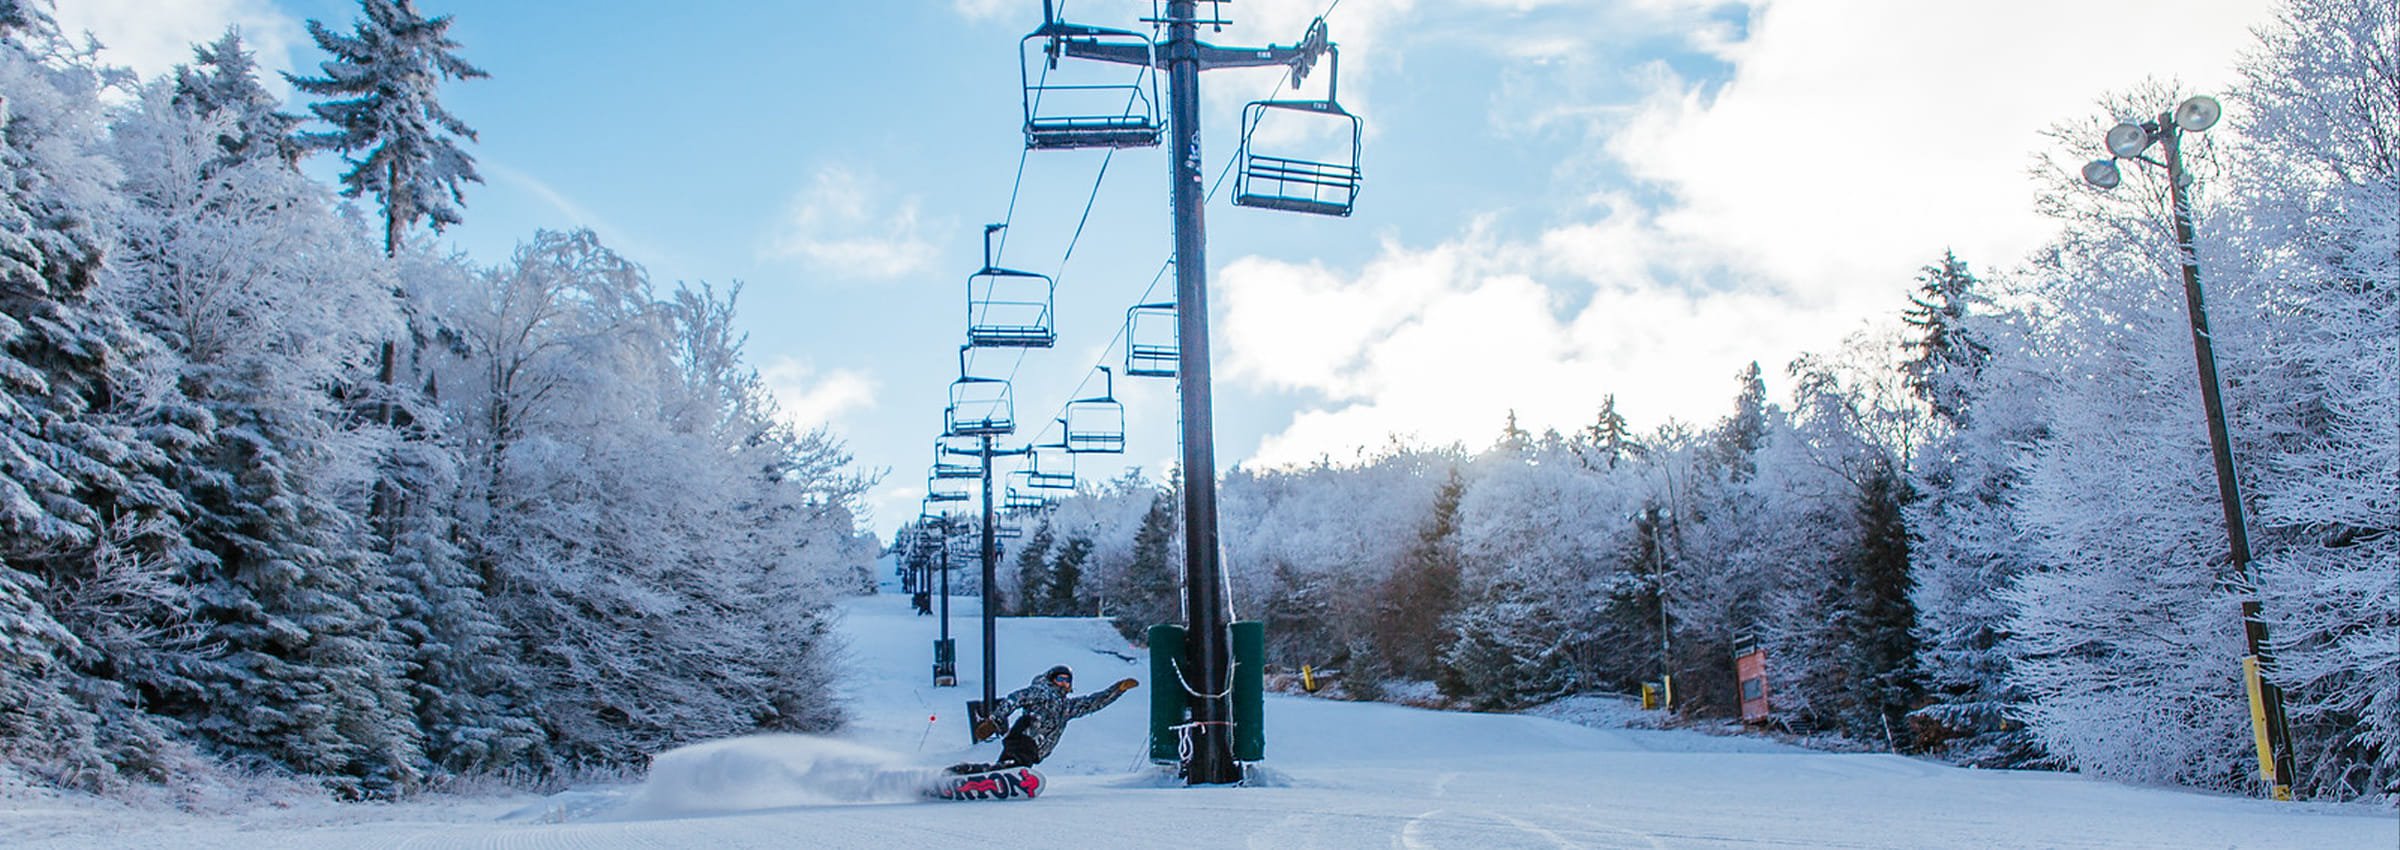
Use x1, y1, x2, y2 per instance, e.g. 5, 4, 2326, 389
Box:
925, 766, 1045, 801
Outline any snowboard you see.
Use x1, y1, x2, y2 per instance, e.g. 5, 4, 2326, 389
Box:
924, 766, 1045, 801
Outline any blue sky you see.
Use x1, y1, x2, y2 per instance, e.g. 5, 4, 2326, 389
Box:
63, 0, 2277, 535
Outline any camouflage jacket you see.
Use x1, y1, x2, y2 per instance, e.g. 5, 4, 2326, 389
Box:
985, 670, 1128, 763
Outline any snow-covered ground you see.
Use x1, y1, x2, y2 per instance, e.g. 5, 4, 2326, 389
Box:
5, 591, 2392, 849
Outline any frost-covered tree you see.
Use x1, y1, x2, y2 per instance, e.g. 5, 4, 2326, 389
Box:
288, 0, 485, 255
110, 72, 432, 798
434, 231, 862, 765
1905, 289, 2051, 767
170, 30, 302, 168
2006, 81, 2265, 792
0, 15, 208, 793
2232, 0, 2398, 800
1900, 252, 1991, 428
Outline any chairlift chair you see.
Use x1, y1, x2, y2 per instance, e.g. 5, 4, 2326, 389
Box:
1125, 302, 1177, 377
1026, 441, 1077, 490
1021, 22, 1164, 150
1234, 46, 1362, 217
1063, 368, 1127, 454
1004, 486, 1050, 512
946, 347, 1016, 437
966, 224, 1056, 348
927, 474, 972, 503
933, 436, 979, 479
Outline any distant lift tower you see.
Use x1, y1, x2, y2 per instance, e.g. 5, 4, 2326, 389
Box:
1023, 0, 1353, 785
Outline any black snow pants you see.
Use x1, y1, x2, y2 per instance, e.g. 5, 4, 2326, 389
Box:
948, 714, 1043, 774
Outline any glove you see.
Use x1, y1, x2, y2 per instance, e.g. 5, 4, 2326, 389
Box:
1112, 678, 1139, 694
973, 717, 1002, 741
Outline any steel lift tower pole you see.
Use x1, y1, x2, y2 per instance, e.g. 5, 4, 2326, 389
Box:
944, 437, 1027, 707
1064, 0, 1330, 785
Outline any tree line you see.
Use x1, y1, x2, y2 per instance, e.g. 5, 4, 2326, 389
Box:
1, 2, 875, 800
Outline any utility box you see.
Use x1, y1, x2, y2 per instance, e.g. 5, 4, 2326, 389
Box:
1734, 636, 1770, 724
933, 638, 957, 688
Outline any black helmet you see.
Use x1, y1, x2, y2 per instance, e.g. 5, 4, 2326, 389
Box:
1042, 665, 1073, 686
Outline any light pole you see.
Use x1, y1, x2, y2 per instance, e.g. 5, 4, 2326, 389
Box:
2080, 94, 2295, 801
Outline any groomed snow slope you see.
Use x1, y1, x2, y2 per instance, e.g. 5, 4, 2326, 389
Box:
4, 592, 2391, 848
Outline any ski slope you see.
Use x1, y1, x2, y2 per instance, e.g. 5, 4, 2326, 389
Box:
5, 591, 2392, 849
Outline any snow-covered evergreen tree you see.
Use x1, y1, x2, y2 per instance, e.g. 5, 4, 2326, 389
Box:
1902, 262, 2051, 767
288, 0, 485, 255
0, 13, 207, 793
1113, 485, 1181, 639
112, 65, 435, 800
1013, 518, 1056, 616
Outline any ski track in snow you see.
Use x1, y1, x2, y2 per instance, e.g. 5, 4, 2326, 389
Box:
3, 591, 2393, 849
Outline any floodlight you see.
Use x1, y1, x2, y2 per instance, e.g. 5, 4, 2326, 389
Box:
2105, 122, 2152, 158
2081, 159, 2122, 190
2174, 95, 2221, 133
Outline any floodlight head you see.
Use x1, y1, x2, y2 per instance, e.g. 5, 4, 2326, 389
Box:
2105, 122, 2152, 158
2082, 159, 2123, 190
2174, 95, 2222, 133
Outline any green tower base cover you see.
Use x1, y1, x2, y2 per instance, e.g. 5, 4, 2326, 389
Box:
1147, 624, 1187, 763
1232, 620, 1265, 762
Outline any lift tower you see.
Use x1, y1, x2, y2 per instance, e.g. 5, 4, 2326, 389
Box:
1049, 0, 1336, 785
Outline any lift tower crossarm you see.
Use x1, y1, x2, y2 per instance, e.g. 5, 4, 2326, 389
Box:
1061, 18, 1330, 79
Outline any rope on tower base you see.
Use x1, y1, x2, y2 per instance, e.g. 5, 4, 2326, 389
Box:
1170, 720, 1235, 768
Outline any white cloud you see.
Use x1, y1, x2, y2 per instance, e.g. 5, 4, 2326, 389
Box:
761, 356, 878, 433
1605, 0, 2275, 316
1220, 214, 1827, 468
53, 0, 304, 93
1220, 0, 2280, 468
761, 165, 936, 280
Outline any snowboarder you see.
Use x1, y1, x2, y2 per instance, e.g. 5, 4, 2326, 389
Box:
948, 665, 1137, 774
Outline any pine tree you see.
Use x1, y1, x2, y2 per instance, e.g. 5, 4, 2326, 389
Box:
1013, 519, 1055, 616
1842, 459, 1921, 751
288, 0, 486, 255
1115, 487, 1181, 638
113, 69, 432, 799
1047, 533, 1092, 616
1375, 467, 1463, 680
0, 18, 208, 792
1716, 363, 1768, 480
170, 30, 302, 168
1578, 395, 1640, 470
1900, 251, 1990, 427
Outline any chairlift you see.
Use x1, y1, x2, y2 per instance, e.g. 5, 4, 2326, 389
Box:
927, 474, 971, 503
1021, 21, 1164, 150
946, 346, 1015, 437
1026, 441, 1076, 490
1125, 302, 1177, 377
933, 436, 979, 479
1063, 368, 1126, 454
1004, 486, 1050, 512
966, 224, 1056, 348
1234, 45, 1361, 217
